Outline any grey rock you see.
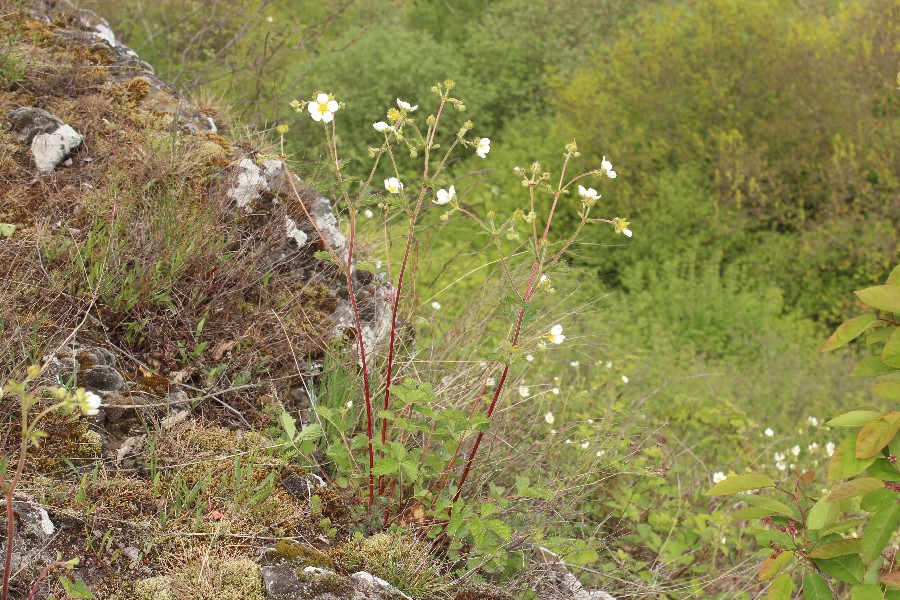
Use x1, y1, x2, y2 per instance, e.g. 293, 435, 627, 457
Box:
0, 496, 57, 576
7, 107, 64, 143
282, 473, 327, 502
260, 565, 410, 600
227, 157, 268, 210
31, 124, 84, 174
262, 565, 305, 598
81, 364, 125, 392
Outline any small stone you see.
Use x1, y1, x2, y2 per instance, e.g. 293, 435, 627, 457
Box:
81, 364, 125, 392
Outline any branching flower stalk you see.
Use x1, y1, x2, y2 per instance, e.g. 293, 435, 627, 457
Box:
1, 368, 99, 600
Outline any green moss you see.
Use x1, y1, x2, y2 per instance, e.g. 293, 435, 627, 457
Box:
215, 559, 266, 600
299, 570, 354, 597
133, 576, 176, 600
272, 541, 335, 570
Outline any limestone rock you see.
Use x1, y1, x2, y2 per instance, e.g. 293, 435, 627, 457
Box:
7, 107, 83, 174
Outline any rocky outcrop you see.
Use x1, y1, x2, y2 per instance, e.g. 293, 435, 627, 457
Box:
7, 106, 83, 173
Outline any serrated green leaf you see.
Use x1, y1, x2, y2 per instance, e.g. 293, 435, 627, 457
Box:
295, 423, 323, 442
856, 412, 900, 459
705, 473, 776, 496
814, 554, 865, 584
760, 550, 794, 581
768, 573, 793, 600
828, 437, 878, 480
399, 459, 419, 481
856, 286, 900, 314
487, 519, 513, 542
279, 411, 297, 440
828, 410, 882, 428
827, 478, 885, 502
852, 356, 899, 378
803, 571, 833, 599
371, 457, 399, 476
823, 313, 878, 351
862, 503, 900, 562
809, 538, 863, 559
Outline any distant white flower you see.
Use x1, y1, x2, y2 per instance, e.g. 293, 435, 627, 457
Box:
83, 391, 102, 416
712, 471, 727, 484
551, 387, 560, 395
476, 137, 491, 158
587, 418, 594, 424
775, 461, 787, 472
764, 428, 774, 437
548, 324, 565, 345
526, 354, 534, 362
808, 442, 819, 452
578, 185, 599, 201
774, 452, 786, 462
308, 93, 339, 123
519, 385, 530, 398
601, 156, 616, 178
537, 341, 547, 350
721, 537, 727, 545
384, 177, 404, 194
808, 416, 819, 427
540, 274, 550, 285
363, 209, 374, 219
581, 441, 590, 449
550, 429, 557, 435
565, 439, 572, 444
373, 121, 392, 132
266, 15, 274, 23
431, 301, 441, 310
397, 98, 418, 111
596, 450, 605, 457
570, 361, 580, 367
621, 375, 629, 384
544, 411, 555, 425
486, 377, 496, 387
826, 442, 836, 456
790, 445, 801, 457
346, 400, 353, 408
434, 185, 455, 205
605, 361, 612, 368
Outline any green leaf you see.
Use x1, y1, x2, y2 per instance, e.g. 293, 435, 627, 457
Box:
279, 412, 297, 440
59, 577, 95, 599
856, 286, 900, 314
867, 328, 895, 346
768, 573, 793, 600
852, 356, 899, 378
851, 584, 885, 600
828, 437, 878, 481
867, 459, 900, 482
871, 381, 900, 401
827, 410, 882, 428
888, 265, 900, 286
823, 313, 878, 351
0, 223, 15, 238
861, 503, 900, 563
705, 473, 776, 496
803, 571, 833, 600
809, 538, 863, 559
856, 412, 900, 459
861, 489, 897, 512
814, 554, 865, 584
760, 550, 794, 581
399, 459, 419, 481
371, 458, 399, 476
821, 518, 864, 537
487, 519, 513, 543
732, 506, 777, 521
295, 423, 323, 442
883, 330, 900, 368
827, 478, 885, 502
807, 495, 841, 530
735, 494, 796, 518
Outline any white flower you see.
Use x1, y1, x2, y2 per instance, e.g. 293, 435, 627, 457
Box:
596, 450, 605, 457
540, 274, 549, 285
550, 429, 557, 435
485, 377, 496, 387
363, 209, 374, 219
808, 442, 819, 452
266, 15, 274, 23
518, 385, 530, 398
721, 537, 727, 545
621, 375, 629, 384
577, 185, 599, 201
570, 361, 580, 367
384, 177, 404, 194
397, 98, 418, 111
764, 427, 774, 437
537, 341, 547, 350
551, 387, 560, 395
774, 452, 786, 462
544, 411, 555, 425
373, 121, 392, 132
526, 354, 534, 362
587, 418, 594, 424
581, 441, 590, 449
775, 461, 787, 472
808, 416, 819, 427
605, 361, 612, 368
548, 324, 565, 345
434, 186, 455, 205
790, 445, 801, 457
346, 400, 353, 408
475, 137, 490, 158
601, 156, 616, 178
712, 471, 727, 484
83, 391, 102, 416
565, 439, 572, 445
431, 301, 441, 310
308, 93, 339, 123
826, 442, 836, 456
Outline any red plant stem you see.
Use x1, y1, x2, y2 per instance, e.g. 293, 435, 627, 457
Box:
451, 260, 541, 503
28, 561, 68, 600
2, 416, 28, 600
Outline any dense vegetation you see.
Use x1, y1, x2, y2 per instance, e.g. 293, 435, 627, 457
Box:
6, 0, 898, 596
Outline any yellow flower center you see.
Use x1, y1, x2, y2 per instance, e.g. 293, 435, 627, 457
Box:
318, 102, 330, 113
